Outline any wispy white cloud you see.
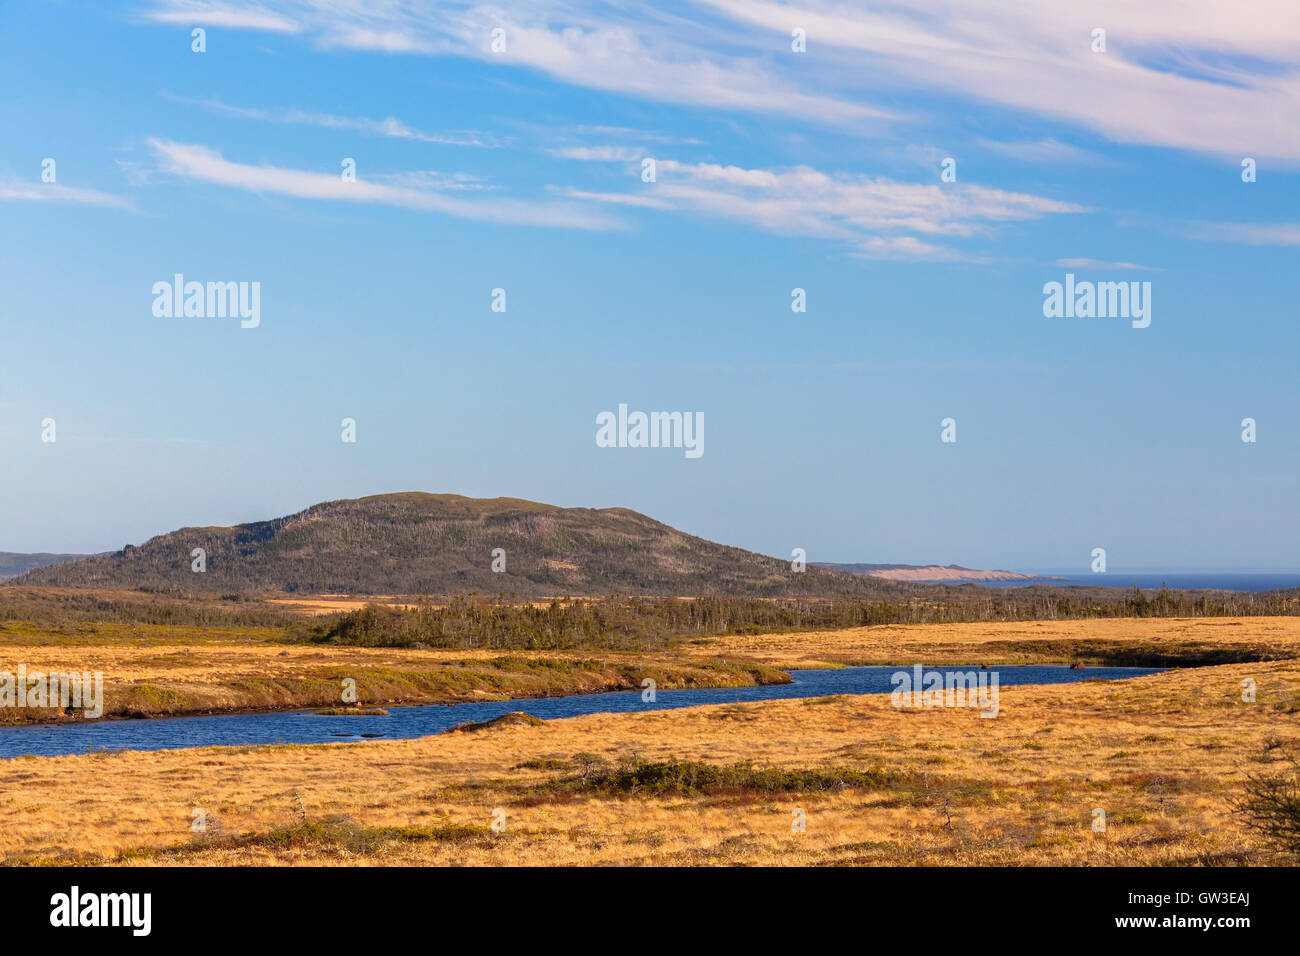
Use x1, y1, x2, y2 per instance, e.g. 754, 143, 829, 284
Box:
460, 15, 888, 126
0, 181, 132, 209
854, 235, 971, 262
1057, 257, 1159, 271
979, 138, 1114, 166
142, 0, 1300, 159
370, 170, 489, 191
143, 1, 888, 127
147, 138, 619, 230
575, 158, 1084, 258
142, 0, 299, 32
177, 96, 497, 147
552, 187, 668, 209
317, 26, 433, 53
550, 145, 645, 162
1186, 222, 1300, 246
700, 0, 1300, 161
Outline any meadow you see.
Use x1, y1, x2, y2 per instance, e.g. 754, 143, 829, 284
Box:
1, 615, 1297, 866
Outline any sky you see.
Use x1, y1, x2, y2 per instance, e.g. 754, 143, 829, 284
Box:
1, 0, 1297, 570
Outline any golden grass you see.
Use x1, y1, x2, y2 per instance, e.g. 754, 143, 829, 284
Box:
264, 596, 415, 615
263, 595, 626, 615
1, 620, 1297, 866
0, 619, 285, 647
686, 616, 1300, 668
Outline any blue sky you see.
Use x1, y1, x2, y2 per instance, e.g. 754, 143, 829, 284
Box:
1, 0, 1297, 570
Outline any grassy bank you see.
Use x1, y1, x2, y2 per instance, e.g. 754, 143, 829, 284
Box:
2, 617, 1298, 724
0, 644, 787, 724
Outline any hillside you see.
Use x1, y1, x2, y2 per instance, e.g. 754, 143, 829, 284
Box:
14, 493, 914, 598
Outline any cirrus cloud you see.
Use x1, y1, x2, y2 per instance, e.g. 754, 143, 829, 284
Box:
576, 158, 1085, 258
147, 138, 619, 230
143, 0, 1300, 160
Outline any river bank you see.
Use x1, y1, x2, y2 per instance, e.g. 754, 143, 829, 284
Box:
1, 616, 1296, 726
0, 664, 1163, 757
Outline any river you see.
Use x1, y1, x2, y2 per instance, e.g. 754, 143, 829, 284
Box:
0, 664, 1163, 758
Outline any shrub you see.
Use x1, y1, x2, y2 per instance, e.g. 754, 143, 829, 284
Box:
1234, 739, 1300, 858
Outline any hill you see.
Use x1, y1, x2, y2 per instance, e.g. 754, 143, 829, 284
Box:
14, 493, 914, 598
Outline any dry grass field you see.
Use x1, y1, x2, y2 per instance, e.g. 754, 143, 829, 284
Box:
1, 616, 1298, 866
688, 616, 1300, 668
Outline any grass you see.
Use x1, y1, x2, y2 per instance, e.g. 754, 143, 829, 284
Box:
0, 642, 788, 724
193, 817, 496, 855
3, 613, 1299, 866
450, 712, 547, 733
5, 816, 498, 865
2, 629, 1298, 866
682, 616, 1300, 670
525, 755, 904, 797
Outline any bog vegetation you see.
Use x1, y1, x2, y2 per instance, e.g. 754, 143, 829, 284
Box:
3, 578, 1297, 653
525, 754, 904, 797
297, 588, 1300, 651
0, 585, 300, 628
1235, 739, 1300, 859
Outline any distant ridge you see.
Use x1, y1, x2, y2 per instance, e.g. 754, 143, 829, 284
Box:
0, 552, 92, 580
14, 493, 916, 598
813, 562, 1041, 583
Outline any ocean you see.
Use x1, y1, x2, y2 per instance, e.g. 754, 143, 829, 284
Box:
978, 570, 1300, 592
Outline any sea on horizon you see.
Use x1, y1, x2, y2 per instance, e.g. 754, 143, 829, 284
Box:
976, 570, 1300, 592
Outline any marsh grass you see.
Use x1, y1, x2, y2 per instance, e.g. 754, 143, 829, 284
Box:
3, 816, 498, 866
449, 712, 546, 733
522, 755, 905, 799
189, 816, 495, 855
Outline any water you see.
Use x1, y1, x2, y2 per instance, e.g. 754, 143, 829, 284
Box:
0, 665, 1162, 759
978, 570, 1300, 592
